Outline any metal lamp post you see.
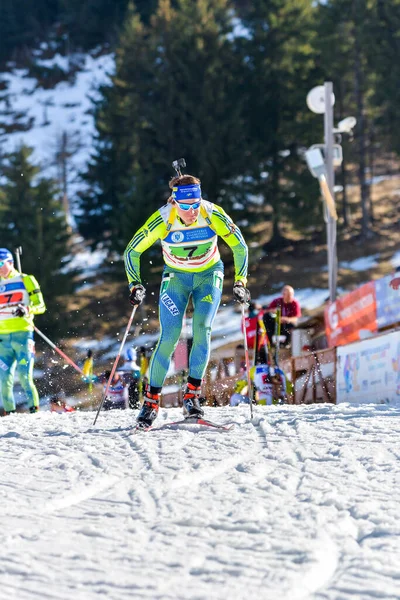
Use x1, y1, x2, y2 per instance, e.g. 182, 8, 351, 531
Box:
305, 82, 356, 304
323, 82, 338, 303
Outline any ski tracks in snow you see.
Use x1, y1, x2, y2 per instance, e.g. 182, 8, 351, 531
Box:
0, 404, 400, 599
253, 405, 400, 600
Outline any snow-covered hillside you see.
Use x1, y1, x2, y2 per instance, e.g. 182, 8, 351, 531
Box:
1, 52, 115, 193
1, 403, 400, 600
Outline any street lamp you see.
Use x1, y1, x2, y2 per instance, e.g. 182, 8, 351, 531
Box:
305, 82, 356, 304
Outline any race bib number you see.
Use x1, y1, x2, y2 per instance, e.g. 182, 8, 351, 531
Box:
0, 291, 23, 306
170, 241, 213, 260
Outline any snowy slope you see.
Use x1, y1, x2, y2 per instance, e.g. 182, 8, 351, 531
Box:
1, 404, 400, 600
1, 52, 115, 193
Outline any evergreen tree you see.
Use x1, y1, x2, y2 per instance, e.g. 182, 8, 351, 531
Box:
315, 1, 356, 229
0, 146, 75, 331
237, 0, 321, 245
0, 0, 61, 63
77, 7, 149, 253
131, 0, 162, 24
316, 0, 377, 238
78, 0, 247, 260
58, 0, 129, 50
367, 1, 400, 154
0, 0, 162, 63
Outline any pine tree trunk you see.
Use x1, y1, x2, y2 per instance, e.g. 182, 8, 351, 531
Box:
353, 0, 371, 238
271, 210, 283, 244
368, 126, 375, 223
268, 151, 285, 247
340, 156, 351, 228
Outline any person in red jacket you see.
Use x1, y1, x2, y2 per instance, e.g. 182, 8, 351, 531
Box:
263, 285, 301, 347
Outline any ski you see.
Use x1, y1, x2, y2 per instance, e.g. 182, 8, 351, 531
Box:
158, 417, 235, 431
131, 416, 235, 433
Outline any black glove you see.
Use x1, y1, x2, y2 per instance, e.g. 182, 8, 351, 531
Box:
129, 284, 146, 306
233, 282, 251, 304
13, 304, 29, 317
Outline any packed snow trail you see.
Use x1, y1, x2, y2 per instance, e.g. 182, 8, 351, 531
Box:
0, 405, 399, 600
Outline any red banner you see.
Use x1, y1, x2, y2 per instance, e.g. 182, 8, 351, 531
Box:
325, 282, 377, 347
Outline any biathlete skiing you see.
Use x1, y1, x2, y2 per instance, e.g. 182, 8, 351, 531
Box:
124, 162, 250, 430
0, 248, 46, 414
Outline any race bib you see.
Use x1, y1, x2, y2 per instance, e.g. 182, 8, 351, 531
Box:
0, 276, 30, 320
0, 291, 24, 306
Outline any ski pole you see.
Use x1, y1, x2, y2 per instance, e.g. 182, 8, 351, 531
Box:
240, 303, 253, 419
274, 307, 281, 367
33, 326, 84, 375
93, 305, 138, 426
15, 246, 22, 273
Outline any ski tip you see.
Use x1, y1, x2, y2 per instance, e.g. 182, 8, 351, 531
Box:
197, 418, 235, 431
157, 418, 236, 431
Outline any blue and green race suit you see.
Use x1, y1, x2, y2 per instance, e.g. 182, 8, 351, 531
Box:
124, 201, 248, 388
0, 267, 46, 411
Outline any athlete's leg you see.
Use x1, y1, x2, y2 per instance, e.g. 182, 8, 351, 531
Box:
149, 271, 192, 389
11, 331, 40, 411
189, 264, 223, 381
0, 333, 18, 412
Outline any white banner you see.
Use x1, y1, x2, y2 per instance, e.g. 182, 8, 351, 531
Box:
336, 330, 400, 404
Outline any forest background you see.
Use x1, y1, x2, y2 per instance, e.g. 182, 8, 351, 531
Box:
0, 0, 399, 339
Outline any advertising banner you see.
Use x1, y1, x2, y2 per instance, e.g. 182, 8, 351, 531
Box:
336, 330, 400, 404
375, 274, 400, 329
325, 282, 377, 347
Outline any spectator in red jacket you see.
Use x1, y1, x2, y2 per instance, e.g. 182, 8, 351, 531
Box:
263, 285, 301, 347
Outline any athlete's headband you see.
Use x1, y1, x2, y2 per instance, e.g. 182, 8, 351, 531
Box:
0, 248, 13, 263
172, 184, 201, 202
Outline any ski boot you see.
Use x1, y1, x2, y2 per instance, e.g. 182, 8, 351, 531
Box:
29, 406, 39, 414
136, 389, 160, 430
182, 382, 204, 418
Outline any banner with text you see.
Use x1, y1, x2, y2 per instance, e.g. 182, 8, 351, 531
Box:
337, 330, 400, 404
325, 282, 377, 347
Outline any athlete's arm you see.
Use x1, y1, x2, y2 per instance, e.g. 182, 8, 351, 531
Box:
211, 205, 248, 285
124, 210, 166, 288
22, 274, 46, 315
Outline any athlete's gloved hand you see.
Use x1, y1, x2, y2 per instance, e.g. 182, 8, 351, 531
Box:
129, 284, 146, 306
233, 282, 250, 304
13, 304, 29, 317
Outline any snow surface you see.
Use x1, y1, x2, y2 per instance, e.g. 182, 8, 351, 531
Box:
61, 248, 108, 281
1, 403, 400, 599
391, 251, 400, 270
340, 255, 379, 272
